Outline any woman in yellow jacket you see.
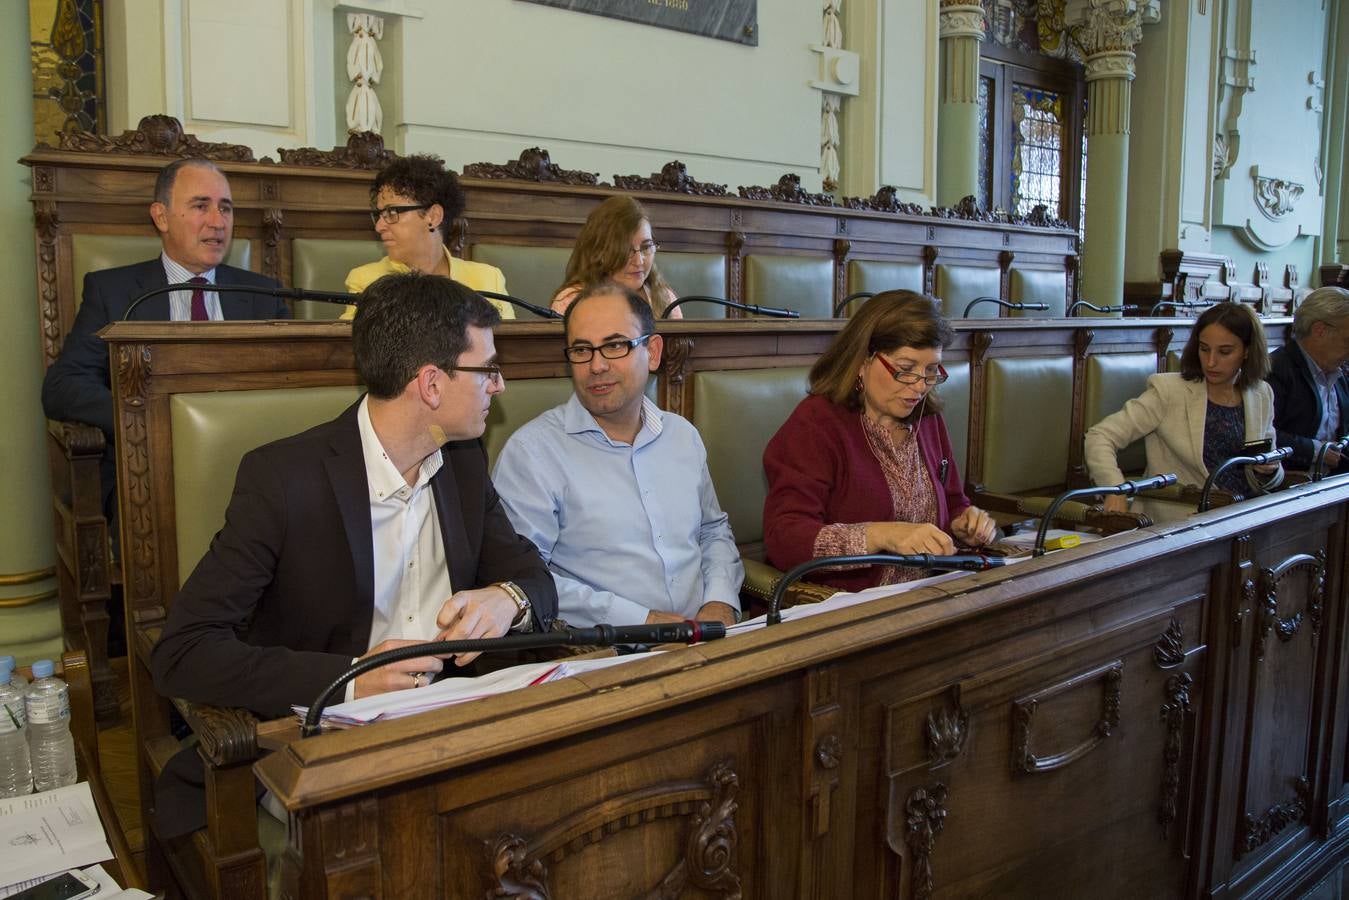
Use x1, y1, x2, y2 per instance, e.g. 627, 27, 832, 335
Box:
341, 154, 513, 319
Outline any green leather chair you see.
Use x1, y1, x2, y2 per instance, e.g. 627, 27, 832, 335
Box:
844, 260, 924, 316
659, 251, 728, 318
1083, 353, 1154, 475
1009, 268, 1068, 318
935, 264, 1001, 320
71, 234, 251, 312
743, 255, 834, 319
470, 244, 573, 318
290, 238, 384, 319
980, 355, 1073, 495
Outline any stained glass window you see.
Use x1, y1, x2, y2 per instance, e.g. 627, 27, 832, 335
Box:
978, 76, 994, 212
1010, 84, 1064, 219
31, 0, 106, 143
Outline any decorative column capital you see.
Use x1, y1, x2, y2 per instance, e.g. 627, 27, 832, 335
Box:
1068, 0, 1157, 79
1084, 50, 1137, 82
939, 3, 986, 41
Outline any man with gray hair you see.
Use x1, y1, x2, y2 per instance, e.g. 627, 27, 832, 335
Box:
1267, 286, 1349, 471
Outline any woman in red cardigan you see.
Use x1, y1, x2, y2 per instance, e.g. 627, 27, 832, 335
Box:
763, 291, 996, 592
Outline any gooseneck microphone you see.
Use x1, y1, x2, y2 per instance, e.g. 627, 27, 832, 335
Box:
662, 295, 799, 319
1312, 438, 1348, 482
122, 282, 359, 320
1033, 474, 1178, 556
301, 621, 726, 737
961, 296, 1050, 317
477, 290, 563, 320
1066, 300, 1141, 317
1198, 447, 1292, 511
832, 291, 875, 317
765, 553, 1006, 626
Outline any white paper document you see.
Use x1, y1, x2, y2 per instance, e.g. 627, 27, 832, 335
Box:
0, 782, 112, 893
0, 864, 153, 900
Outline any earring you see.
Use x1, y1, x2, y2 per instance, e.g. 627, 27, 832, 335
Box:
428, 224, 436, 232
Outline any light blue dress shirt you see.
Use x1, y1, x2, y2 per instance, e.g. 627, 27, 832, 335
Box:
493, 394, 744, 626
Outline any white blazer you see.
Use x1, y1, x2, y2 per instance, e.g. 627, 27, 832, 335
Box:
1085, 372, 1283, 495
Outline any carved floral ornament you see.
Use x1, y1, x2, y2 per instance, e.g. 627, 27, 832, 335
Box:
1252, 172, 1305, 221
939, 2, 986, 40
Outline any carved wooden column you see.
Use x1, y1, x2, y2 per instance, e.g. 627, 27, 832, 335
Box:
937, 2, 985, 205
1076, 1, 1146, 312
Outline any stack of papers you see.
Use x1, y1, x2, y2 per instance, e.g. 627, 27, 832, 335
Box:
294, 654, 645, 728
0, 782, 135, 897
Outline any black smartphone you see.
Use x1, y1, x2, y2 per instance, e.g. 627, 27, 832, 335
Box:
1243, 438, 1273, 455
7, 871, 100, 900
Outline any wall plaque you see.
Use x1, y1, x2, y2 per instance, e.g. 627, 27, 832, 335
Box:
517, 0, 757, 46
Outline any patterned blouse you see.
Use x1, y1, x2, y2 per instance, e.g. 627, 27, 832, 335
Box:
1202, 401, 1247, 493
812, 413, 939, 586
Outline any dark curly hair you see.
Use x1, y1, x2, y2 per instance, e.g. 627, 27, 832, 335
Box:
370, 154, 466, 239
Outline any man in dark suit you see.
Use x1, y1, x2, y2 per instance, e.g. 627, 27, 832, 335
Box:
1267, 286, 1349, 473
41, 158, 290, 521
151, 273, 557, 836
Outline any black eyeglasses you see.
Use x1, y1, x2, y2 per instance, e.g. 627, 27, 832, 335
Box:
872, 353, 948, 385
564, 334, 654, 364
441, 363, 503, 384
370, 203, 430, 225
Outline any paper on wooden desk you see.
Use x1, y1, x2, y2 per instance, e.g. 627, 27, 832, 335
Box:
0, 782, 112, 892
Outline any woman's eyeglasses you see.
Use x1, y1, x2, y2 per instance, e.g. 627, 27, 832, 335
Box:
626, 241, 660, 260
370, 203, 431, 225
872, 353, 948, 385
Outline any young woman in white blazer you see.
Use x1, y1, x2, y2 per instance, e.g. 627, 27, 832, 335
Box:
1085, 302, 1283, 523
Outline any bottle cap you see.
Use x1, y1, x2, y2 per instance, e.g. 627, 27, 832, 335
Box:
0, 660, 10, 679
31, 659, 54, 679
0, 656, 13, 672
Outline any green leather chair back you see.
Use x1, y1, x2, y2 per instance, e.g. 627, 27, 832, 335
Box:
71, 234, 250, 311
691, 367, 811, 545
171, 386, 363, 585
845, 260, 924, 312
1166, 350, 1182, 372
981, 356, 1073, 493
483, 377, 576, 470
1009, 268, 1067, 318
938, 361, 972, 480
934, 264, 1001, 319
470, 244, 573, 317
658, 252, 728, 318
743, 255, 834, 319
1084, 353, 1154, 474
291, 238, 383, 320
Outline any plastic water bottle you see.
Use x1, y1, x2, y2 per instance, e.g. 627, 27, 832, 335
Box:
0, 661, 33, 797
26, 660, 76, 792
0, 655, 26, 690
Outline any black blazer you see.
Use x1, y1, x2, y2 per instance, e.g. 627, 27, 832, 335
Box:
150, 400, 557, 837
1267, 342, 1349, 470
41, 258, 289, 438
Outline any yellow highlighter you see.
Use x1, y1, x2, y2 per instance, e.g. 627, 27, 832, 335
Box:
1043, 534, 1082, 551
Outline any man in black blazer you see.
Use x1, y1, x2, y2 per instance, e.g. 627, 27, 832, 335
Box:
41, 158, 290, 523
1267, 286, 1349, 472
151, 274, 556, 837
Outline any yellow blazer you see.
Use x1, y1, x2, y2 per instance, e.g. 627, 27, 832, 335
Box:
340, 249, 513, 319
1084, 373, 1283, 518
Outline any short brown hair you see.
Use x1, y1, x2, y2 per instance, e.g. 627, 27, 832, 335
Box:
1178, 301, 1269, 389
808, 290, 954, 417
556, 195, 674, 315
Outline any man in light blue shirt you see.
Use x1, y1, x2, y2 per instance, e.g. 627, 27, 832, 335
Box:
493, 282, 743, 627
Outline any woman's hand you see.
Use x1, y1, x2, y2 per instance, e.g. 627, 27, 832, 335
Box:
866, 522, 956, 556
1100, 494, 1130, 514
950, 506, 997, 546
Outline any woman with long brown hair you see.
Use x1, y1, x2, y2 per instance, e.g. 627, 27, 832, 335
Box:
763, 290, 995, 592
550, 195, 681, 318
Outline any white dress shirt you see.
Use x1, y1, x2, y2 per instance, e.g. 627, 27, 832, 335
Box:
161, 253, 224, 320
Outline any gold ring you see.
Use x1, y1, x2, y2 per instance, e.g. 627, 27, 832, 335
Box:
411, 672, 423, 689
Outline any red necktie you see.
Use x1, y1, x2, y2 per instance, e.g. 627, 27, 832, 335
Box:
189, 276, 209, 321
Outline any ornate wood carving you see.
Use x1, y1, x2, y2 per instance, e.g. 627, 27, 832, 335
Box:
843, 186, 925, 215
317, 798, 380, 883
1067, 329, 1095, 482
1152, 326, 1175, 372
485, 760, 741, 898
1159, 672, 1193, 836
931, 195, 994, 223
1237, 776, 1310, 859
1064, 253, 1079, 307
190, 703, 260, 767
277, 131, 395, 169
462, 148, 599, 185
804, 665, 844, 839
34, 198, 62, 364
612, 160, 729, 196
659, 336, 694, 418
1012, 661, 1123, 774
726, 231, 746, 306
833, 238, 851, 305
54, 115, 255, 161
1256, 552, 1324, 661
1154, 617, 1185, 668
998, 249, 1015, 301
905, 782, 948, 900
737, 174, 837, 207
261, 208, 283, 283
116, 344, 158, 607
925, 686, 969, 768
921, 245, 938, 296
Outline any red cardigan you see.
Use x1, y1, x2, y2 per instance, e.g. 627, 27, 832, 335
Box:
762, 393, 971, 592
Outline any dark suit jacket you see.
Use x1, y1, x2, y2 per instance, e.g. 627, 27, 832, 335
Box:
1267, 341, 1349, 471
150, 400, 558, 836
41, 257, 289, 439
